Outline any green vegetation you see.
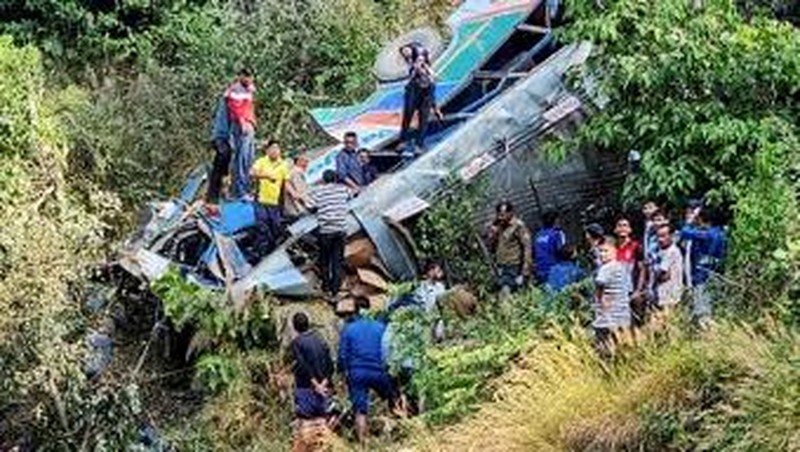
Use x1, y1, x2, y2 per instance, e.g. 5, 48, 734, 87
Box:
414, 177, 495, 291
408, 320, 799, 451
553, 0, 800, 305
0, 36, 139, 448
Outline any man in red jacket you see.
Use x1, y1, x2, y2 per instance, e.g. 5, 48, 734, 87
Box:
225, 67, 257, 199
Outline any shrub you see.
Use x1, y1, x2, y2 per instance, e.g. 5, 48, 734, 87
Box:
414, 177, 494, 291
0, 36, 136, 449
551, 0, 800, 303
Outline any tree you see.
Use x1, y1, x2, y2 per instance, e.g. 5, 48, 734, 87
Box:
551, 0, 800, 305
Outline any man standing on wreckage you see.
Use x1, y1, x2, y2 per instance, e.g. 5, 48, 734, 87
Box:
228, 67, 258, 200
206, 67, 257, 202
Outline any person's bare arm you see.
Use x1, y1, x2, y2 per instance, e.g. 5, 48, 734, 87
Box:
635, 261, 647, 293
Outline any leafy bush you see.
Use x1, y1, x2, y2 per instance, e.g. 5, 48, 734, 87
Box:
195, 352, 244, 395
0, 0, 200, 77
390, 286, 587, 425
550, 0, 800, 305
150, 268, 276, 391
0, 36, 138, 449
164, 349, 300, 451
414, 177, 494, 291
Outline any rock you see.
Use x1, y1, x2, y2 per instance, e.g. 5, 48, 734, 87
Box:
356, 268, 389, 292
443, 286, 478, 318
344, 237, 376, 268
84, 332, 113, 379
336, 298, 356, 315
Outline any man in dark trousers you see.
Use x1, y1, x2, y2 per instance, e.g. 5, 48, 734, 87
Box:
310, 170, 350, 300
398, 43, 442, 154
289, 311, 334, 452
486, 201, 533, 298
206, 95, 231, 203
338, 296, 399, 446
225, 67, 257, 199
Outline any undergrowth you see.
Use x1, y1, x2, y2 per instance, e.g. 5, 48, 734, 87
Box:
402, 320, 799, 451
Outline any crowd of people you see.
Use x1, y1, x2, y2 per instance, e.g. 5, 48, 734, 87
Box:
204, 50, 434, 262
204, 50, 727, 450
285, 196, 729, 449
205, 73, 383, 274
483, 198, 728, 355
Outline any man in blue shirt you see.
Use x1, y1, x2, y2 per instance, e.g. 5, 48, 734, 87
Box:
206, 97, 231, 203
534, 211, 566, 284
338, 296, 398, 445
546, 245, 587, 294
680, 208, 726, 326
335, 131, 365, 192
358, 149, 378, 185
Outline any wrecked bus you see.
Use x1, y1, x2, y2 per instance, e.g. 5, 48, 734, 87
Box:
114, 0, 601, 309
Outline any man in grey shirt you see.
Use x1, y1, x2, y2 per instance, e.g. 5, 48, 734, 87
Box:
593, 238, 631, 356
652, 223, 684, 310
283, 153, 311, 220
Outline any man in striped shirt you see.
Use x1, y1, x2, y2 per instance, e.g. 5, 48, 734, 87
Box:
594, 237, 632, 357
310, 170, 350, 299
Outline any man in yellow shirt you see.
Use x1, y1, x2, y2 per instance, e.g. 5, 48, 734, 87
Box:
251, 140, 289, 251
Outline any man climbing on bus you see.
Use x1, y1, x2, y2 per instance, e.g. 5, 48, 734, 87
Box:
206, 94, 231, 203
398, 43, 443, 156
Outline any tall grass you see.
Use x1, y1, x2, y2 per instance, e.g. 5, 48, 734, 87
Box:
402, 320, 799, 451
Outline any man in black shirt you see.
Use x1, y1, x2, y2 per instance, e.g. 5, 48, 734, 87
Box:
290, 312, 334, 417
398, 43, 443, 154
289, 312, 335, 451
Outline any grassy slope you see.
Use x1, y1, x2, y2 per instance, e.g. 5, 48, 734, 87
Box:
402, 319, 800, 451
